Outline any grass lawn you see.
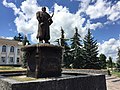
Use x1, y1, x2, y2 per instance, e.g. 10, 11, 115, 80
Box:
9, 76, 37, 81
9, 76, 49, 82
0, 66, 26, 72
112, 71, 120, 78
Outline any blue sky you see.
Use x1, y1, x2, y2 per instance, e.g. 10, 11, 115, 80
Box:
0, 0, 120, 61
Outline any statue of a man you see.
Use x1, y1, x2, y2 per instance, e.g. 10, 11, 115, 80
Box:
36, 7, 53, 43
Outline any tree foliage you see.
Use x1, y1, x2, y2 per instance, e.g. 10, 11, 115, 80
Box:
70, 27, 83, 68
116, 48, 120, 71
14, 33, 30, 68
99, 54, 107, 69
60, 27, 69, 49
21, 51, 27, 68
54, 39, 60, 45
57, 27, 71, 68
107, 57, 113, 68
59, 28, 105, 69
22, 35, 31, 46
22, 35, 31, 68
14, 33, 31, 46
17, 27, 109, 69
82, 29, 100, 69
70, 27, 82, 48
14, 33, 23, 42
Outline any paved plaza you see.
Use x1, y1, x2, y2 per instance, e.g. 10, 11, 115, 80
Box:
106, 76, 120, 90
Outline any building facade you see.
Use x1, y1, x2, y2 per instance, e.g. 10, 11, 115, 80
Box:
0, 38, 22, 65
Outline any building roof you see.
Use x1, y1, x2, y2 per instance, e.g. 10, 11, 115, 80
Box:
0, 38, 22, 46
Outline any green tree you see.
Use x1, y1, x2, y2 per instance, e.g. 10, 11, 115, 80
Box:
70, 27, 82, 49
58, 27, 71, 68
60, 27, 69, 49
21, 51, 27, 68
107, 57, 113, 69
60, 27, 65, 47
83, 29, 100, 69
54, 39, 60, 45
63, 50, 73, 68
14, 33, 23, 42
70, 27, 83, 68
116, 48, 120, 71
22, 35, 30, 68
99, 54, 107, 69
22, 35, 31, 46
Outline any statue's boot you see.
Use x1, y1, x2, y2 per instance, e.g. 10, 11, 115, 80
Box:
39, 40, 43, 44
45, 40, 50, 44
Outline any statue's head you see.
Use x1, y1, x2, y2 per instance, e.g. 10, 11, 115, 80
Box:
42, 7, 46, 12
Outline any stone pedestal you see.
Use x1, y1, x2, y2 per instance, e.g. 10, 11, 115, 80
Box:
21, 44, 63, 78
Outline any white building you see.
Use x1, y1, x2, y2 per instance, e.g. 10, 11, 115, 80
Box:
0, 38, 22, 65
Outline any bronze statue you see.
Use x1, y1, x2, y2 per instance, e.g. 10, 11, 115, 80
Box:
36, 7, 53, 43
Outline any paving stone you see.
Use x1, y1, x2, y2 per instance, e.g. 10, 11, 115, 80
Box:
106, 76, 120, 90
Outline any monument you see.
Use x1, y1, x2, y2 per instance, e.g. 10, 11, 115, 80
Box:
0, 6, 107, 90
21, 7, 62, 78
36, 7, 53, 44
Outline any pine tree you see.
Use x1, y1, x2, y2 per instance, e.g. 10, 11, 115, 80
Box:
99, 54, 107, 69
54, 27, 68, 47
60, 27, 65, 47
71, 27, 82, 48
60, 27, 69, 49
107, 57, 113, 68
107, 57, 113, 69
57, 27, 71, 68
54, 39, 60, 45
70, 27, 83, 68
83, 29, 100, 69
116, 48, 120, 71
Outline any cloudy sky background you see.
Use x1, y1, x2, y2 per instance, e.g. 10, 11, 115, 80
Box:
1, 0, 120, 61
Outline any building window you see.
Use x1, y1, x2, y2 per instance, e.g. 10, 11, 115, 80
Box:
10, 46, 14, 52
9, 57, 14, 63
17, 49, 20, 54
1, 57, 6, 63
17, 57, 19, 62
2, 45, 6, 52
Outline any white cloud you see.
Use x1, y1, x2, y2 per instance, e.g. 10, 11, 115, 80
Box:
107, 1, 120, 21
2, 0, 120, 60
3, 0, 40, 43
6, 0, 108, 43
89, 22, 103, 30
4, 0, 115, 44
85, 0, 120, 22
3, 0, 119, 41
51, 4, 87, 41
0, 36, 13, 40
86, 0, 110, 19
3, 0, 89, 43
86, 20, 103, 30
3, 0, 20, 15
80, 0, 91, 11
98, 38, 120, 62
